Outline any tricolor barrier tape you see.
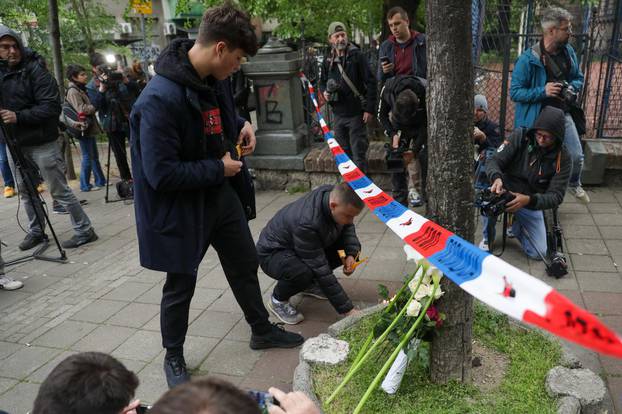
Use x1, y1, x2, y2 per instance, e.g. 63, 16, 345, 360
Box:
299, 72, 622, 358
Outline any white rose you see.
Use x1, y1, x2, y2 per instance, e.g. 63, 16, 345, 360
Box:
414, 284, 431, 300
406, 300, 422, 317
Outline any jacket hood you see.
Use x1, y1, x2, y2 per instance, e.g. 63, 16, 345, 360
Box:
528, 106, 566, 144
155, 38, 213, 93
0, 25, 25, 54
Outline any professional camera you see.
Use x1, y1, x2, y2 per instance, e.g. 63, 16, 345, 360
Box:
476, 188, 516, 217
558, 80, 578, 105
96, 64, 123, 86
326, 78, 340, 104
547, 251, 568, 278
384, 138, 410, 173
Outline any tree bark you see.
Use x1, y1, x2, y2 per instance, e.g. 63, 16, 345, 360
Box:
425, 0, 475, 383
380, 0, 421, 41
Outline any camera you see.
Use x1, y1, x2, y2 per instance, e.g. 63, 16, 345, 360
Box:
476, 189, 516, 217
547, 251, 568, 278
96, 64, 123, 86
558, 81, 578, 105
384, 138, 409, 173
326, 78, 340, 103
248, 390, 279, 412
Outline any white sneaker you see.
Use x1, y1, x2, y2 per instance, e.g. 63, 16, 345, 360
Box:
0, 276, 23, 291
478, 239, 489, 252
506, 227, 515, 238
569, 186, 590, 203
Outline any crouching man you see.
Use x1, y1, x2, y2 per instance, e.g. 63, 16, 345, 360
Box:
257, 183, 363, 324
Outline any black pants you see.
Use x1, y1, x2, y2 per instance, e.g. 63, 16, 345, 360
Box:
107, 131, 132, 180
333, 114, 369, 174
392, 145, 428, 207
260, 246, 342, 302
161, 185, 271, 352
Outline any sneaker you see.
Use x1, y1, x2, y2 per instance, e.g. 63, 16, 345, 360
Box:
52, 201, 68, 215
301, 284, 328, 300
163, 355, 190, 389
37, 183, 45, 193
4, 186, 15, 198
478, 239, 489, 252
250, 323, 305, 350
18, 234, 44, 251
408, 188, 424, 207
90, 186, 103, 191
0, 276, 23, 291
506, 227, 515, 238
61, 228, 98, 249
569, 186, 590, 203
268, 297, 304, 325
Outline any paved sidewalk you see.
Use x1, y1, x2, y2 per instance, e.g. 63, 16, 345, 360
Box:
0, 184, 620, 413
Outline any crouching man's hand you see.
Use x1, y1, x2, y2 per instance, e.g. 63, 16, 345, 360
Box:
343, 255, 357, 275
506, 192, 531, 213
342, 308, 361, 317
490, 178, 504, 194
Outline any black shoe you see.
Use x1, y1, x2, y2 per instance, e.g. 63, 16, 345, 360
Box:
18, 234, 44, 251
163, 355, 190, 389
61, 229, 98, 249
250, 323, 304, 350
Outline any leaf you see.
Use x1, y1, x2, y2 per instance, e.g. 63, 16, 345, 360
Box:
377, 284, 389, 300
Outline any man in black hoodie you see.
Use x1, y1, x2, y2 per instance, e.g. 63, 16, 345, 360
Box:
0, 25, 97, 250
377, 74, 427, 207
320, 22, 377, 174
130, 4, 303, 389
482, 106, 571, 258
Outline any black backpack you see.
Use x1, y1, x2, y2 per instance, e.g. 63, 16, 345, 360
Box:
116, 179, 134, 199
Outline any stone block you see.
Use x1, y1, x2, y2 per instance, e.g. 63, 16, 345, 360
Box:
557, 396, 581, 414
300, 334, 349, 365
546, 366, 606, 414
32, 320, 98, 349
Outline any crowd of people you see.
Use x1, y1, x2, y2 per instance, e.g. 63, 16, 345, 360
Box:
0, 1, 590, 412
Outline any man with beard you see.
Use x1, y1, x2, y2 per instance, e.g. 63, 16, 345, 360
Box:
510, 7, 588, 203
320, 22, 376, 173
130, 3, 304, 389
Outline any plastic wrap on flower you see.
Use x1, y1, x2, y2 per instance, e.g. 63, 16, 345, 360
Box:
406, 300, 422, 317
380, 349, 408, 394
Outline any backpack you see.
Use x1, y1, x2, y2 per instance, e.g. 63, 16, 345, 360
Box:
116, 179, 134, 199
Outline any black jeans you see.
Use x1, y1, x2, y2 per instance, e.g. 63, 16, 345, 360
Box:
107, 130, 132, 180
260, 246, 342, 302
333, 114, 369, 174
392, 145, 428, 207
161, 185, 271, 352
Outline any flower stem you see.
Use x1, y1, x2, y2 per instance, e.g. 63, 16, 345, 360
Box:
325, 267, 426, 405
352, 279, 439, 414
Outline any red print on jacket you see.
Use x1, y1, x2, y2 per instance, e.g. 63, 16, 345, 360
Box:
202, 109, 222, 135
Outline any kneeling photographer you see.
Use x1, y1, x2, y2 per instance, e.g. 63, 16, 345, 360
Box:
482, 106, 570, 262
377, 74, 427, 207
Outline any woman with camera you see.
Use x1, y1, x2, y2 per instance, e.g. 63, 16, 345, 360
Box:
65, 64, 106, 192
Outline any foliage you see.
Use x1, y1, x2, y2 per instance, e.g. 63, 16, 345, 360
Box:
176, 0, 384, 43
313, 301, 561, 414
0, 0, 120, 68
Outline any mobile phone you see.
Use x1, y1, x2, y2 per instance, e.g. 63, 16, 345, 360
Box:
380, 56, 390, 64
136, 404, 151, 414
248, 390, 280, 413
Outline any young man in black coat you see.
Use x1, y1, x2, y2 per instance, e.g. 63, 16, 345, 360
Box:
256, 183, 363, 324
130, 4, 303, 389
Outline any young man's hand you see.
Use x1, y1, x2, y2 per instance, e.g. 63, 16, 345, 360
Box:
268, 388, 320, 414
505, 192, 530, 213
381, 61, 394, 74
490, 178, 504, 194
238, 121, 256, 156
221, 152, 242, 177
343, 255, 356, 275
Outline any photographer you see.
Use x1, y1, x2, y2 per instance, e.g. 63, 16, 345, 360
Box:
473, 94, 502, 190
377, 74, 427, 207
510, 7, 588, 203
320, 22, 376, 174
0, 25, 97, 250
481, 106, 570, 259
90, 63, 135, 184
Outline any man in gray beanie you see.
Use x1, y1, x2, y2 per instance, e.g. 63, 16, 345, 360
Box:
0, 25, 97, 250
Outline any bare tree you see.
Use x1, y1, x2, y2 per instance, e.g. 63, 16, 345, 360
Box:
425, 0, 475, 383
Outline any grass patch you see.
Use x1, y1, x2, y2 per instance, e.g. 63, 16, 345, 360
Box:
313, 302, 561, 414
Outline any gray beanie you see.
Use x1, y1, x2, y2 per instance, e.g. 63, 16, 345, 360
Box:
474, 94, 488, 112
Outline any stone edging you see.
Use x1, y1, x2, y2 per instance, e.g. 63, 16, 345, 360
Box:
294, 303, 611, 414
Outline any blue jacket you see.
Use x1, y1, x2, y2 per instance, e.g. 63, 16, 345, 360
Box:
130, 39, 245, 274
510, 42, 583, 128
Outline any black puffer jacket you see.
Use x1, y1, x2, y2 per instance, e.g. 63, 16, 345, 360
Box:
487, 106, 571, 210
256, 185, 360, 313
0, 25, 61, 147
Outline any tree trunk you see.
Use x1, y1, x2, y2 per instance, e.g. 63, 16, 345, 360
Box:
380, 0, 421, 41
47, 0, 76, 180
425, 0, 475, 383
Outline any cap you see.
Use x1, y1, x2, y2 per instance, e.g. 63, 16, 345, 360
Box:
328, 21, 347, 36
474, 94, 488, 112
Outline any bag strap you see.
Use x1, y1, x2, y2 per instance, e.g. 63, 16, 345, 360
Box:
336, 62, 365, 103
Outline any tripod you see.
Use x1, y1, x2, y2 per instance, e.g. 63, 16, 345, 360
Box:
0, 120, 67, 266
104, 139, 124, 204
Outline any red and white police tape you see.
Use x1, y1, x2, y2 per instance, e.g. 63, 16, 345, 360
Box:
299, 72, 622, 358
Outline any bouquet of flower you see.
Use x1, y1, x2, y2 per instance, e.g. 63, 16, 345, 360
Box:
325, 255, 446, 413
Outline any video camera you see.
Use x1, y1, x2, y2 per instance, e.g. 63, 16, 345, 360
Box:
96, 64, 124, 86
476, 188, 516, 217
326, 78, 340, 104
